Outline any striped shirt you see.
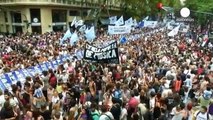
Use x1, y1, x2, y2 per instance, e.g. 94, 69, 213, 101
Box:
34, 88, 44, 98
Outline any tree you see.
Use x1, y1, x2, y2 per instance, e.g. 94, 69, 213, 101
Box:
184, 0, 213, 25
121, 0, 182, 20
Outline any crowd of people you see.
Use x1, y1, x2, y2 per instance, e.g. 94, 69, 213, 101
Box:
0, 23, 213, 120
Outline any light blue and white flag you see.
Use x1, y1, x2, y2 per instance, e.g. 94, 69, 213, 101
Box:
85, 26, 96, 41
125, 17, 133, 26
109, 16, 117, 24
75, 20, 84, 28
70, 32, 79, 45
115, 16, 124, 26
71, 16, 77, 27
79, 25, 86, 32
132, 19, 137, 26
168, 25, 180, 37
143, 16, 149, 21
60, 29, 72, 45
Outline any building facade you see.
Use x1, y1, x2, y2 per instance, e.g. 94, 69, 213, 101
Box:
0, 0, 121, 34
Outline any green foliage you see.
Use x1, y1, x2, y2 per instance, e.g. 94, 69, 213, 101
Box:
184, 0, 213, 25
121, 0, 182, 20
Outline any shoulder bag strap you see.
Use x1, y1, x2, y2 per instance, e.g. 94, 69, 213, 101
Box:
104, 113, 112, 120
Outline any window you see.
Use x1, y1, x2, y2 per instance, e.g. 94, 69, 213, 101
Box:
30, 9, 41, 23
52, 10, 67, 22
11, 12, 22, 23
82, 11, 87, 16
69, 10, 80, 16
4, 12, 8, 22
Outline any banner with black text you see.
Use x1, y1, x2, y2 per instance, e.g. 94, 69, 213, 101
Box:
83, 42, 119, 64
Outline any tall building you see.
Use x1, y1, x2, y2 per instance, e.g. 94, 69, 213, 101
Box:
0, 0, 121, 34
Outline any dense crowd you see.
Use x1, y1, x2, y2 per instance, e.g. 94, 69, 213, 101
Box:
0, 25, 213, 120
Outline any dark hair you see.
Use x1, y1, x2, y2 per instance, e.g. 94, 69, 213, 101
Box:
180, 102, 185, 110
201, 106, 207, 111
207, 86, 211, 91
69, 99, 76, 108
132, 113, 139, 120
16, 81, 22, 88
101, 105, 108, 113
24, 82, 31, 88
186, 75, 191, 79
54, 112, 61, 119
42, 71, 48, 76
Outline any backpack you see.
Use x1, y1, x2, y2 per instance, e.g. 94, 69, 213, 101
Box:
87, 109, 100, 120
196, 111, 209, 120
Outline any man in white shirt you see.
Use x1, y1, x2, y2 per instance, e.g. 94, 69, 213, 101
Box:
194, 106, 212, 120
99, 105, 114, 120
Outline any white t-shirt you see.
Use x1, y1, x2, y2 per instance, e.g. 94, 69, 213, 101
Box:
52, 96, 60, 104
150, 97, 155, 109
194, 111, 211, 120
120, 108, 127, 120
99, 111, 114, 120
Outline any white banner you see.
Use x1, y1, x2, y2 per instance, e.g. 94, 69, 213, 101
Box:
143, 21, 158, 28
108, 25, 131, 35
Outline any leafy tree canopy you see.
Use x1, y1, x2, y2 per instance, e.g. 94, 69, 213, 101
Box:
121, 0, 182, 20
184, 0, 213, 24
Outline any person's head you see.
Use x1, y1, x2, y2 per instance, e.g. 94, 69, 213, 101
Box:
34, 82, 40, 89
116, 82, 121, 90
26, 76, 31, 81
24, 82, 31, 91
150, 91, 156, 98
90, 103, 97, 112
200, 106, 208, 114
186, 75, 191, 79
206, 86, 211, 91
4, 93, 10, 101
180, 102, 185, 110
132, 113, 139, 120
53, 112, 61, 120
42, 70, 48, 76
100, 105, 108, 113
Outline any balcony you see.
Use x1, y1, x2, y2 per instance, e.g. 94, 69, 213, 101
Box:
0, 0, 121, 10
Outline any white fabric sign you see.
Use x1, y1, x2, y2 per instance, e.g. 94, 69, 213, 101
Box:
143, 21, 158, 28
108, 25, 131, 35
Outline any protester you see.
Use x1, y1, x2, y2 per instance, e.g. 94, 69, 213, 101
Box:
0, 21, 212, 120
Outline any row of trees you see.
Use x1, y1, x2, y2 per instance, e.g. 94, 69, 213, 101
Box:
184, 0, 213, 26
121, 0, 182, 20
121, 0, 213, 25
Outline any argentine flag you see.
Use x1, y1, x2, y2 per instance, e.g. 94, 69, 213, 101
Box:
75, 20, 84, 28
71, 17, 77, 27
168, 25, 180, 37
79, 25, 86, 32
109, 16, 117, 24
115, 16, 124, 26
125, 17, 133, 26
70, 32, 79, 45
60, 30, 72, 45
85, 26, 96, 41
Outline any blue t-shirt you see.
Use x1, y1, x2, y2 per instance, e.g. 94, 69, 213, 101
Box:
203, 90, 212, 100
